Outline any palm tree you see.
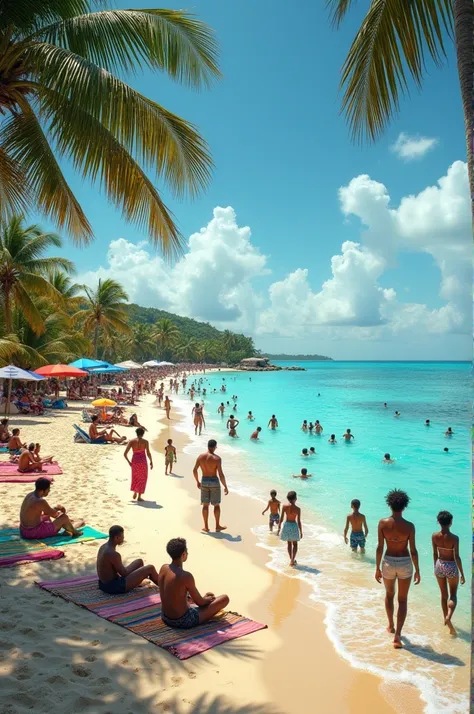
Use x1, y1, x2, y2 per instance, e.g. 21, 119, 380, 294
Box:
152, 318, 180, 358
0, 215, 74, 334
176, 336, 198, 361
46, 269, 83, 310
75, 278, 131, 357
0, 2, 220, 253
328, 1, 474, 200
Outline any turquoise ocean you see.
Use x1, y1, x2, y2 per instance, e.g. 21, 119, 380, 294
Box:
177, 361, 470, 714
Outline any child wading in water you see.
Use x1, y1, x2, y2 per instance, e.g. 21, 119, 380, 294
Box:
262, 490, 281, 532
278, 491, 302, 566
344, 499, 369, 552
164, 439, 177, 475
432, 510, 465, 636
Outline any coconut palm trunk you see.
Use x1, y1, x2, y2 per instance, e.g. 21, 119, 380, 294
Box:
453, 0, 474, 203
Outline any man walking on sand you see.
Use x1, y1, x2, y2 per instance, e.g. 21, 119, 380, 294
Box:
192, 439, 229, 532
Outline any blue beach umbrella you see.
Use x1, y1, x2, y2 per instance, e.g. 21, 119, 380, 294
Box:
88, 362, 127, 374
0, 365, 46, 415
69, 357, 108, 370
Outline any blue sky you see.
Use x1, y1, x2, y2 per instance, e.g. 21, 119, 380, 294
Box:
37, 1, 471, 360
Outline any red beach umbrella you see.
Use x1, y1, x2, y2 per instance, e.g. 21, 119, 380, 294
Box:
34, 364, 88, 377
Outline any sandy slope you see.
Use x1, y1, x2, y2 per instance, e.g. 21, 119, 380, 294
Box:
0, 393, 423, 714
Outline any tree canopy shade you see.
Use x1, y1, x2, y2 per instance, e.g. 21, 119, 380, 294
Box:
0, 2, 220, 254
328, 0, 474, 200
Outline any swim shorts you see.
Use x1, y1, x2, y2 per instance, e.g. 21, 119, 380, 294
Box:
350, 531, 366, 549
201, 477, 221, 506
434, 559, 459, 579
20, 516, 56, 540
98, 576, 127, 595
269, 513, 280, 524
382, 556, 413, 580
162, 607, 200, 629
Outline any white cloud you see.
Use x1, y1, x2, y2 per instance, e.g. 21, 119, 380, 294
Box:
79, 207, 269, 330
79, 161, 471, 356
390, 132, 438, 161
258, 161, 470, 339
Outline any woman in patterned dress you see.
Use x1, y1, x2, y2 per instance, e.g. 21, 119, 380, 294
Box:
124, 428, 153, 501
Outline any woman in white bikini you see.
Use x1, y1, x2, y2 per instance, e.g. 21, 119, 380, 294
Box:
432, 511, 465, 635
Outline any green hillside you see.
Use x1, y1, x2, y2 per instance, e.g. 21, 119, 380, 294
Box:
126, 304, 223, 341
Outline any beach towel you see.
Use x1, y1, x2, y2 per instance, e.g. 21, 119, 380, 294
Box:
0, 525, 106, 547
37, 575, 267, 659
0, 539, 64, 567
0, 462, 62, 481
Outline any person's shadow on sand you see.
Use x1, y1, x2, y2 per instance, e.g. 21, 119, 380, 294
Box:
131, 500, 163, 509
401, 638, 465, 666
167, 472, 184, 479
202, 531, 242, 542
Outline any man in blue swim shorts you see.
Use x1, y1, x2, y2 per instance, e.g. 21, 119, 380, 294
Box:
158, 538, 230, 629
343, 499, 369, 553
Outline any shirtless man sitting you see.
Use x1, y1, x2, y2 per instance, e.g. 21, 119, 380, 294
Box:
89, 415, 127, 444
96, 525, 160, 594
19, 477, 83, 539
18, 443, 49, 472
158, 537, 229, 629
0, 418, 11, 442
8, 428, 26, 455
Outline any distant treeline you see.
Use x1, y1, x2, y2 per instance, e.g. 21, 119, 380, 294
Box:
267, 353, 333, 361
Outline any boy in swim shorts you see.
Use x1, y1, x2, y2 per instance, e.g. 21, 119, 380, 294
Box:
344, 499, 368, 552
164, 438, 177, 475
262, 490, 281, 532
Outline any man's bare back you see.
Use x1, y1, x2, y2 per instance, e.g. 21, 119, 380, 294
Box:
379, 515, 414, 557
347, 512, 366, 532
97, 542, 122, 583
20, 492, 47, 527
196, 451, 221, 478
158, 564, 191, 618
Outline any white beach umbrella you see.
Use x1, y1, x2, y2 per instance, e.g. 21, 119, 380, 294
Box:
157, 361, 175, 366
115, 360, 142, 369
0, 365, 46, 415
142, 360, 160, 367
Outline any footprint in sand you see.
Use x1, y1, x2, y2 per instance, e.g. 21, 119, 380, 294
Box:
31, 652, 45, 659
70, 634, 83, 641
171, 676, 183, 687
47, 674, 68, 685
96, 676, 111, 685
91, 639, 101, 646
71, 664, 91, 678
84, 655, 96, 663
15, 664, 32, 681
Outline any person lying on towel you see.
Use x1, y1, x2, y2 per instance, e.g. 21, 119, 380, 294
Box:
89, 415, 127, 444
19, 478, 83, 539
96, 525, 160, 594
158, 537, 229, 629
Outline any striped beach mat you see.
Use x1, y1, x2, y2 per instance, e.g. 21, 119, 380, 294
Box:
0, 539, 64, 567
37, 575, 267, 659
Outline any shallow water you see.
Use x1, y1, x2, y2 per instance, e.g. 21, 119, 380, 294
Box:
180, 362, 471, 714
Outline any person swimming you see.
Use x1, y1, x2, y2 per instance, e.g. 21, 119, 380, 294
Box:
383, 453, 395, 463
301, 448, 309, 457
247, 411, 255, 421
394, 411, 400, 418
309, 447, 316, 455
293, 468, 312, 479
301, 420, 308, 431
328, 434, 337, 443
342, 429, 354, 441
425, 419, 430, 427
445, 427, 453, 436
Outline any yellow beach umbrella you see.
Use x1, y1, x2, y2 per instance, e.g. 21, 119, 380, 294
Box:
92, 398, 117, 408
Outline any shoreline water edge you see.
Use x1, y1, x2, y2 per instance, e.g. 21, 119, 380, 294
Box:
175, 366, 469, 714
0, 366, 468, 714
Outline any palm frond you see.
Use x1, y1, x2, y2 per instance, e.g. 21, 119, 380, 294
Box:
338, 0, 453, 142
0, 148, 30, 220
0, 0, 92, 34
28, 44, 213, 199
30, 9, 220, 86
11, 281, 45, 334
2, 103, 94, 244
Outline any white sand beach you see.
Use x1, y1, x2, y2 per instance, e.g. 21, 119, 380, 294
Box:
0, 391, 425, 714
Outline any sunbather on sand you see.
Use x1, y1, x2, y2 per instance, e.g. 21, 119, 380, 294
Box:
158, 537, 229, 629
18, 444, 48, 472
20, 477, 83, 539
33, 443, 54, 464
96, 525, 159, 594
0, 418, 11, 442
8, 428, 26, 454
89, 415, 127, 444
